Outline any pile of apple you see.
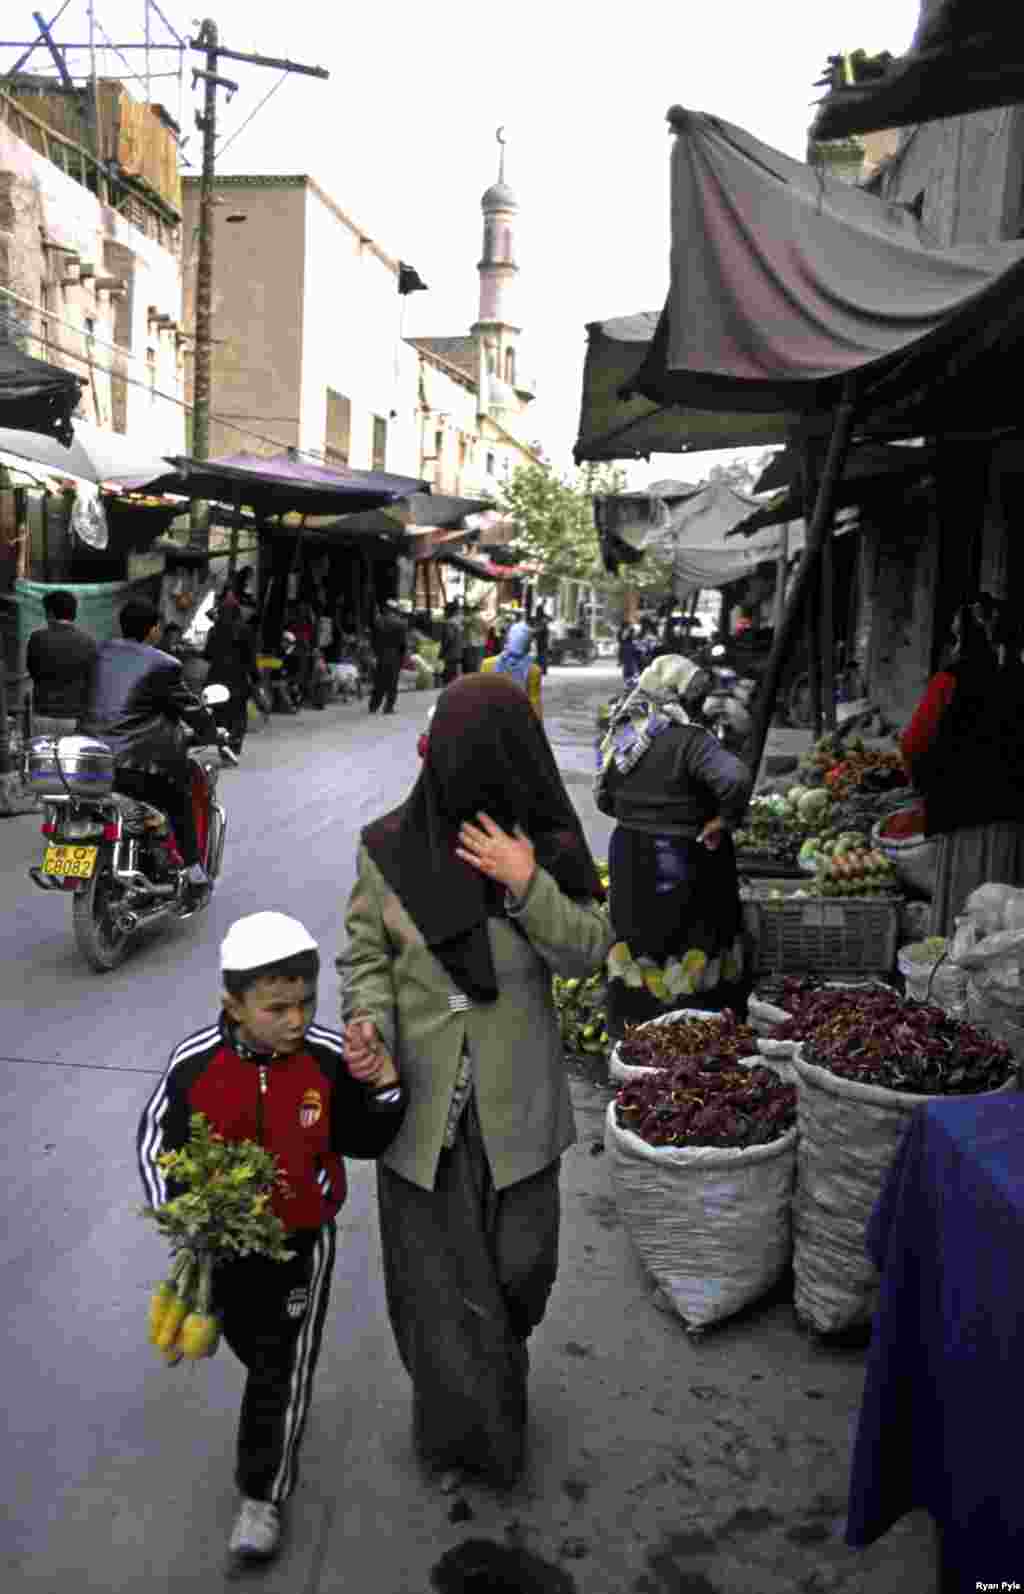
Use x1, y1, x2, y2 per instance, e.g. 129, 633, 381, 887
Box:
813, 833, 899, 896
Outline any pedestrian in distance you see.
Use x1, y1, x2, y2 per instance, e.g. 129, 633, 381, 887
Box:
533, 603, 550, 676
440, 601, 463, 686
481, 619, 544, 720
340, 673, 611, 1490
137, 913, 407, 1564
204, 592, 259, 758
368, 599, 408, 715
26, 589, 97, 736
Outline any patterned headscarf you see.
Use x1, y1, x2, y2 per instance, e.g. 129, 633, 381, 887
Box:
596, 654, 704, 790
493, 620, 534, 687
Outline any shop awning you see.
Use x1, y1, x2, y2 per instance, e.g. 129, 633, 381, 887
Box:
146, 450, 429, 519
0, 416, 172, 489
597, 480, 797, 594
747, 440, 934, 505
576, 107, 1024, 460
438, 550, 531, 581
575, 313, 790, 463
0, 345, 83, 446
811, 3, 1023, 140
333, 492, 492, 538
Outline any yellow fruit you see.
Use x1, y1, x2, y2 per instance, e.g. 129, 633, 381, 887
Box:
155, 1293, 190, 1351
147, 1279, 178, 1346
181, 1311, 221, 1360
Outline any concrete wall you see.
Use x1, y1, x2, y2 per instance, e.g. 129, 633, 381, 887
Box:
416, 350, 536, 500
181, 179, 305, 459
862, 499, 939, 729
0, 120, 184, 453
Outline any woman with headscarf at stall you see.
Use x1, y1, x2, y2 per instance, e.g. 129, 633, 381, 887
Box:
338, 674, 610, 1490
595, 654, 752, 1039
481, 618, 543, 719
901, 602, 1024, 935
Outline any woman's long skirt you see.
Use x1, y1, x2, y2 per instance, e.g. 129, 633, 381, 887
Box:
605, 825, 747, 1040
376, 1095, 560, 1487
930, 821, 1024, 936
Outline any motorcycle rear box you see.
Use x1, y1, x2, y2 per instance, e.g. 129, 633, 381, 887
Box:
27, 735, 115, 798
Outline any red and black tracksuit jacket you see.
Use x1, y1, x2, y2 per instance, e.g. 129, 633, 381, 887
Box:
137, 1016, 406, 1504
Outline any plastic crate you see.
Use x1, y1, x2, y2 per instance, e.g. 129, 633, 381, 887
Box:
741, 878, 900, 981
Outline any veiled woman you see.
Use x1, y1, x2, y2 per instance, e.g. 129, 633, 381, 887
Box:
339, 673, 609, 1488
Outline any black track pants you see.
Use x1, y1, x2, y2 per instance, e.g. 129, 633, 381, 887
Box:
215, 1221, 336, 1504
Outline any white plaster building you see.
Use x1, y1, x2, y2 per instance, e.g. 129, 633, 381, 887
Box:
181, 174, 420, 472
0, 84, 185, 455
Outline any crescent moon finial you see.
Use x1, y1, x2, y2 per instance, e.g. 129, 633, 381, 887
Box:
496, 125, 506, 182
496, 125, 506, 145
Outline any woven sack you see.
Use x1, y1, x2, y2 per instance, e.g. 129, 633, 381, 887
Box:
604, 1061, 797, 1333
791, 1049, 1014, 1334
608, 1008, 722, 1083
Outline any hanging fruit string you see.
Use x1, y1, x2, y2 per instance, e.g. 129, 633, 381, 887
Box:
141, 1113, 295, 1369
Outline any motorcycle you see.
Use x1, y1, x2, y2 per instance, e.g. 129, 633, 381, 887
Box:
25, 684, 237, 972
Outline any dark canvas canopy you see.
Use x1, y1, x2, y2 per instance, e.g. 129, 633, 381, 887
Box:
575, 108, 1024, 462
148, 450, 429, 519
0, 345, 83, 446
574, 314, 787, 462
812, 2, 1024, 140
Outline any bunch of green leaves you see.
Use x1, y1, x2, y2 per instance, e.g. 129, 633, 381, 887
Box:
140, 1113, 294, 1265
553, 970, 610, 1054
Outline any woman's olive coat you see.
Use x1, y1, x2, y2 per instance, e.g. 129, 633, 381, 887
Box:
339, 847, 612, 1192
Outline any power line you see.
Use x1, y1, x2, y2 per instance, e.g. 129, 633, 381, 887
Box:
216, 69, 288, 159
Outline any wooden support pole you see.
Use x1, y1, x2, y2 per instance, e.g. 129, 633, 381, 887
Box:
820, 509, 836, 733
746, 379, 858, 785
802, 442, 823, 739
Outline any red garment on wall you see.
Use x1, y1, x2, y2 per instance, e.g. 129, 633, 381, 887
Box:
900, 672, 956, 767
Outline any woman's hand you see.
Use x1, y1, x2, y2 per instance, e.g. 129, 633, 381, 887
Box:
456, 812, 536, 901
343, 1017, 399, 1089
698, 816, 727, 852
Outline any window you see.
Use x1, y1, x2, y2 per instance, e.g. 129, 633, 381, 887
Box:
372, 414, 388, 472
486, 452, 496, 476
434, 428, 444, 459
146, 347, 156, 404
504, 347, 516, 386
325, 389, 351, 465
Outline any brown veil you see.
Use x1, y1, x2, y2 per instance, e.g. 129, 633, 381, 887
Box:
361, 674, 604, 1002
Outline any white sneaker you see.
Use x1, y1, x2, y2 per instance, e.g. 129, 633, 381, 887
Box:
228, 1497, 281, 1559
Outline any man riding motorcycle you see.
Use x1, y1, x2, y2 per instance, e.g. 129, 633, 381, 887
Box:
79, 598, 227, 905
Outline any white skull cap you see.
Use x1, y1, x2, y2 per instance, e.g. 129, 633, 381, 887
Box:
221, 912, 319, 971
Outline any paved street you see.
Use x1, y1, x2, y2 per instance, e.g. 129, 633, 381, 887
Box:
2, 666, 935, 1594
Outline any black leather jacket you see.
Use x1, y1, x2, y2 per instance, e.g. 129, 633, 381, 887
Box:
81, 639, 219, 776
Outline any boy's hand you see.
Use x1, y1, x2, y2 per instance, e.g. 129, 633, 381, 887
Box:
343, 1018, 399, 1090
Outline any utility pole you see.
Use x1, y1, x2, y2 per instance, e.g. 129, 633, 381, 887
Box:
187, 20, 328, 549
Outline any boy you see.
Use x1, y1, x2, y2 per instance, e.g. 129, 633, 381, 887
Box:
137, 912, 405, 1562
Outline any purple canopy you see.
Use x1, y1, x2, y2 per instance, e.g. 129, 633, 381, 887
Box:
150, 450, 429, 519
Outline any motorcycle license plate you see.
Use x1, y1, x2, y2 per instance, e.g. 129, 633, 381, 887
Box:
41, 844, 97, 879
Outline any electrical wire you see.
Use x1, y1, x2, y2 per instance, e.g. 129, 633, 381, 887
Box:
216, 71, 289, 159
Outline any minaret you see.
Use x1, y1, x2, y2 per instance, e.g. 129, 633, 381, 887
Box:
473, 128, 530, 415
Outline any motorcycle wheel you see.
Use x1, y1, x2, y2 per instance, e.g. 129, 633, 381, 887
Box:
72, 861, 131, 972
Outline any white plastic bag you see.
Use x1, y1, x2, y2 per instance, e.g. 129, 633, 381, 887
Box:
791, 1051, 1014, 1335
604, 1066, 797, 1333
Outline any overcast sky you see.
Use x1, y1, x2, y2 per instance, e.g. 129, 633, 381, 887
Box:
7, 1, 922, 482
